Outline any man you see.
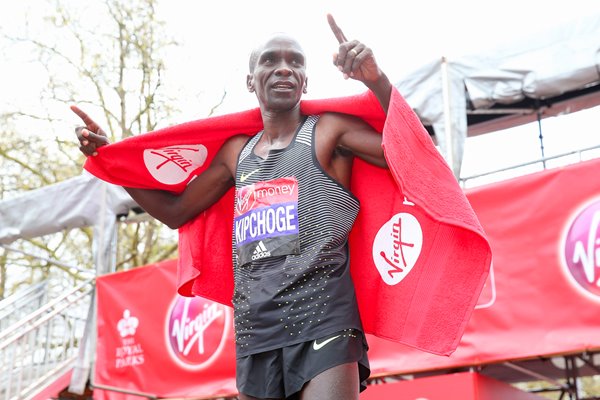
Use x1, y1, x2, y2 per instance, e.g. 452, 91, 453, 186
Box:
74, 15, 391, 400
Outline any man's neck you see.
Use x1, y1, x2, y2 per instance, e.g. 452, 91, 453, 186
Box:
260, 107, 304, 143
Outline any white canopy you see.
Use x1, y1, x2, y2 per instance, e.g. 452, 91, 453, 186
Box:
396, 12, 600, 174
0, 172, 135, 274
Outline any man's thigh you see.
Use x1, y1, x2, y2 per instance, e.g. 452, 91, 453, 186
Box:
300, 362, 359, 400
238, 393, 285, 400
238, 362, 359, 400
237, 329, 369, 399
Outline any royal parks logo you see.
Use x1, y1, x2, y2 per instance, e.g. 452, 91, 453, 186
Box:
561, 198, 600, 300
114, 309, 144, 369
165, 295, 231, 370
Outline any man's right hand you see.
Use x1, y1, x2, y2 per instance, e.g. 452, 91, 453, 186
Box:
71, 105, 110, 156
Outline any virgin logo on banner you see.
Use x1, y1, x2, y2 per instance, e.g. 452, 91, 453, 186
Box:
561, 197, 600, 300
166, 296, 231, 369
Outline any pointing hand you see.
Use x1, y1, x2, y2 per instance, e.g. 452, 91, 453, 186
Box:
327, 14, 382, 85
71, 105, 110, 157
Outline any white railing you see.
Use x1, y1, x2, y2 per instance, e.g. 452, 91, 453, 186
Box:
460, 144, 600, 188
0, 282, 48, 332
0, 279, 94, 400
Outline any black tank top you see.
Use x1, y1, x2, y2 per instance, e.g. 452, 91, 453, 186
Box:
232, 115, 363, 356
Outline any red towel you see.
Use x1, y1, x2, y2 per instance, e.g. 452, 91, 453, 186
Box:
84, 88, 491, 356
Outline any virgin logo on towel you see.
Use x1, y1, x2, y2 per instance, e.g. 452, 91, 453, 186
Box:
562, 198, 600, 300
166, 295, 230, 370
143, 144, 208, 185
372, 200, 423, 285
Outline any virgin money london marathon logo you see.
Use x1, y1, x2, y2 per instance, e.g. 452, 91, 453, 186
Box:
562, 198, 600, 300
114, 309, 145, 368
143, 144, 208, 185
235, 184, 257, 215
372, 205, 423, 285
166, 295, 230, 370
234, 177, 300, 265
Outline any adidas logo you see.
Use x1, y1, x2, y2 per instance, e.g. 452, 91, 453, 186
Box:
251, 241, 271, 260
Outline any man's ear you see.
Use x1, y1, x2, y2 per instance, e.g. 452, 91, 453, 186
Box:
303, 77, 308, 94
247, 74, 255, 92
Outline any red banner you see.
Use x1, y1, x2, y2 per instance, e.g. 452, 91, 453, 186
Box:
94, 261, 237, 399
360, 372, 544, 399
94, 157, 600, 398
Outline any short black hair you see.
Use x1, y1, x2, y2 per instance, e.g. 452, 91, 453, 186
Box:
248, 33, 305, 73
248, 48, 260, 73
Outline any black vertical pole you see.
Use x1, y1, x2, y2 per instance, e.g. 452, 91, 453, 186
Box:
537, 108, 547, 169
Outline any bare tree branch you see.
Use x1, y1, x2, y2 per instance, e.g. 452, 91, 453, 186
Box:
208, 90, 228, 117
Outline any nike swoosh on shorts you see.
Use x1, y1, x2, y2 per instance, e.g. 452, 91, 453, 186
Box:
312, 335, 341, 351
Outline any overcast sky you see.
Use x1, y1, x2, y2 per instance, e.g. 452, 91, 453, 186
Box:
1, 0, 600, 182
157, 0, 600, 183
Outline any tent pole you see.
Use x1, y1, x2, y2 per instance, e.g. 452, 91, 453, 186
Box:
537, 108, 546, 169
440, 56, 454, 171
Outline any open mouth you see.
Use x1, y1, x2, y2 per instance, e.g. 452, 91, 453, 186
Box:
271, 81, 295, 90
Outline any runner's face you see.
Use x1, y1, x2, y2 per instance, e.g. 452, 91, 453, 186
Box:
247, 36, 307, 112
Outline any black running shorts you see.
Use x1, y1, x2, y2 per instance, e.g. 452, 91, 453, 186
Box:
236, 329, 370, 399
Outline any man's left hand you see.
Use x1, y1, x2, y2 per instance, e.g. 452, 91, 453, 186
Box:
327, 14, 382, 85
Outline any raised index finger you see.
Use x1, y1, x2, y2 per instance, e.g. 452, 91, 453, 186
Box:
327, 14, 348, 44
70, 105, 105, 135
70, 105, 95, 125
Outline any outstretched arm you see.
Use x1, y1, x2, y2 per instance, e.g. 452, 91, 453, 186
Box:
71, 106, 238, 229
327, 14, 392, 113
316, 15, 390, 170
121, 147, 236, 229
